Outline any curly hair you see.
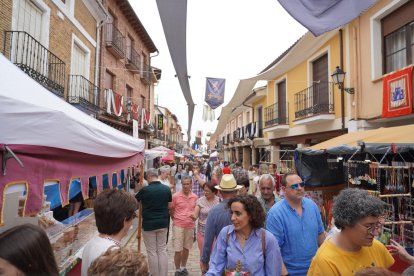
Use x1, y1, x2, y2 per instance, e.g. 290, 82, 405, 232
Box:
228, 195, 265, 229
88, 246, 148, 276
333, 188, 385, 230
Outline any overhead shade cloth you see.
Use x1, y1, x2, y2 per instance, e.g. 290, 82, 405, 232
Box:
0, 55, 144, 223
277, 0, 378, 37
298, 124, 414, 155
156, 0, 194, 143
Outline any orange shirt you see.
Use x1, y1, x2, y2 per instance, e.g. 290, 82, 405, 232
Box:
171, 191, 198, 229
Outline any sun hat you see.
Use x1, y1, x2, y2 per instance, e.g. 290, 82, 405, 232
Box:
215, 174, 243, 191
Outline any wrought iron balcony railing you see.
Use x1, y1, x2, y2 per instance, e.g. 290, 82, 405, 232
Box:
140, 63, 152, 84
294, 82, 334, 119
265, 102, 288, 127
105, 23, 125, 59
67, 75, 100, 112
125, 46, 140, 72
3, 31, 66, 97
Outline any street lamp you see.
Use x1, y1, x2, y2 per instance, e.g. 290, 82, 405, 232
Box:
331, 66, 354, 94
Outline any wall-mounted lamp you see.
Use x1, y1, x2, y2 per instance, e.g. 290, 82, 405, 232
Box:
331, 66, 355, 94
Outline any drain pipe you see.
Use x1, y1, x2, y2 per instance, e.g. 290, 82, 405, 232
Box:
339, 29, 345, 132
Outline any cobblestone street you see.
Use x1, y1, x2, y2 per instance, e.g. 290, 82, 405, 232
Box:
126, 227, 202, 275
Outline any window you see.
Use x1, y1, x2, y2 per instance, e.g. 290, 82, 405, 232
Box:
72, 43, 87, 77
17, 0, 43, 41
237, 114, 242, 128
246, 111, 251, 124
104, 71, 114, 90
126, 85, 132, 101
382, 1, 414, 73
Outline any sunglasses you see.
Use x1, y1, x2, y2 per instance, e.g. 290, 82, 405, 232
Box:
288, 182, 305, 190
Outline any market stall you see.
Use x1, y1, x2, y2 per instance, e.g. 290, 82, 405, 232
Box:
0, 55, 144, 274
295, 125, 414, 273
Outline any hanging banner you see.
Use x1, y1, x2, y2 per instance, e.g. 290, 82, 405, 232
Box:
133, 119, 138, 139
157, 114, 164, 130
382, 65, 413, 118
205, 77, 225, 109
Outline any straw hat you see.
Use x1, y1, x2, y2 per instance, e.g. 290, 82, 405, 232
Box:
215, 174, 243, 191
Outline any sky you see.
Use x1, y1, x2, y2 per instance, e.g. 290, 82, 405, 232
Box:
131, 0, 307, 144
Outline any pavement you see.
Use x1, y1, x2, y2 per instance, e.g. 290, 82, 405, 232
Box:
126, 227, 202, 276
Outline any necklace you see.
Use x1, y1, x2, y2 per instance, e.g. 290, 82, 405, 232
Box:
101, 235, 121, 247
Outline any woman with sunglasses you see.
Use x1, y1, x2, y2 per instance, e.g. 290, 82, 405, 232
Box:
308, 188, 395, 275
266, 173, 326, 276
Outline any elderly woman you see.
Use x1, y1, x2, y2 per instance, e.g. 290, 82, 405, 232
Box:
308, 188, 394, 275
206, 195, 282, 276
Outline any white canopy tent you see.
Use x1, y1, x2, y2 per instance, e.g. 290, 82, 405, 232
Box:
0, 54, 145, 157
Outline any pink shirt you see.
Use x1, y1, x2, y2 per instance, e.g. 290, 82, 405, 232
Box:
171, 191, 198, 229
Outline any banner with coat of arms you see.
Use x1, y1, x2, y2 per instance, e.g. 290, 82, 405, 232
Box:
205, 77, 225, 109
382, 65, 413, 118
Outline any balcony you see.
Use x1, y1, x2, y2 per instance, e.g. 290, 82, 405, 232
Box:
125, 46, 140, 72
67, 75, 100, 112
294, 82, 335, 124
140, 63, 152, 84
105, 23, 125, 59
265, 102, 289, 126
3, 31, 66, 97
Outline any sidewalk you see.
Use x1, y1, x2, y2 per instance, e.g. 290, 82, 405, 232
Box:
126, 228, 202, 275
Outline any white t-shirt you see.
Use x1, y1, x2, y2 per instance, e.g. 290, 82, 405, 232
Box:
81, 236, 118, 276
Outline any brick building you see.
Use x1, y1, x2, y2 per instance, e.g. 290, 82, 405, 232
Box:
0, 0, 106, 103
97, 0, 160, 147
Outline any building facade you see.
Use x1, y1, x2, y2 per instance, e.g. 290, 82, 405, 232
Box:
97, 0, 160, 148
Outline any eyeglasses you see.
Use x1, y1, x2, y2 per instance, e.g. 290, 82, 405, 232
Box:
357, 221, 382, 234
288, 182, 305, 190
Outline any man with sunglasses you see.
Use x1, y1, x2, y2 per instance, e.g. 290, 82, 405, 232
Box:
266, 173, 325, 276
308, 188, 395, 275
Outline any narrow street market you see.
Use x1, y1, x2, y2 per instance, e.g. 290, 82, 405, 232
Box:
1, 0, 414, 275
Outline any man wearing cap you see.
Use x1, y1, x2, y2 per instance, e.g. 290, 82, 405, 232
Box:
200, 174, 242, 274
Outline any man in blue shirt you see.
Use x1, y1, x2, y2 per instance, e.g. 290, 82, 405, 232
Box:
200, 174, 242, 274
266, 173, 325, 276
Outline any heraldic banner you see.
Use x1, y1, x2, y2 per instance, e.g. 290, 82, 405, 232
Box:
382, 65, 413, 118
205, 77, 225, 109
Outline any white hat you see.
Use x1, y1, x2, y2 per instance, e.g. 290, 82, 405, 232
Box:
215, 174, 243, 191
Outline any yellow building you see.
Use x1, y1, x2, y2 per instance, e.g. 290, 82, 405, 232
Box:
345, 0, 414, 131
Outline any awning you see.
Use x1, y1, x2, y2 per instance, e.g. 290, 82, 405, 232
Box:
297, 124, 414, 155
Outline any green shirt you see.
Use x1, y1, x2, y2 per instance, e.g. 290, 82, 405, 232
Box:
136, 181, 172, 231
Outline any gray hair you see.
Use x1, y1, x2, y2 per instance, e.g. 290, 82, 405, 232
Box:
333, 188, 385, 230
146, 168, 159, 178
259, 174, 275, 188
181, 175, 192, 182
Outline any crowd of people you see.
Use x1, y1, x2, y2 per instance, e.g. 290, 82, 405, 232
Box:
1, 158, 414, 276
